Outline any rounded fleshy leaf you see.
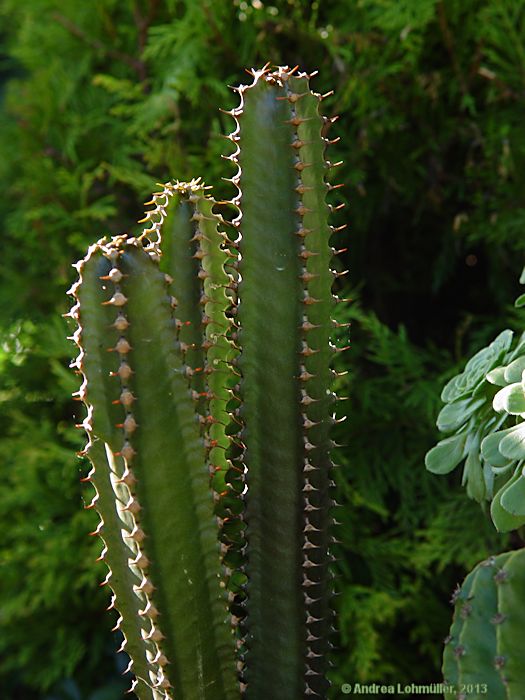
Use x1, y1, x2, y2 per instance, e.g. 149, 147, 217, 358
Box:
499, 422, 525, 461
425, 432, 468, 475
491, 469, 525, 532
481, 426, 518, 467
500, 470, 525, 516
436, 397, 486, 433
493, 383, 525, 415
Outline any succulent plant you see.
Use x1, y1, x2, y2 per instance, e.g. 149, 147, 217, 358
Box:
66, 65, 346, 699
425, 268, 525, 531
443, 549, 525, 700
427, 270, 525, 699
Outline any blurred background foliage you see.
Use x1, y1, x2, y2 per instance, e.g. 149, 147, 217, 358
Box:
0, 0, 523, 697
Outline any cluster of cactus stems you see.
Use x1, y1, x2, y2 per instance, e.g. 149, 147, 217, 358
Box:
444, 550, 525, 700
67, 65, 347, 699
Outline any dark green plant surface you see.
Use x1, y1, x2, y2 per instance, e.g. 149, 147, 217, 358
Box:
70, 231, 238, 699
443, 550, 525, 699
1, 1, 524, 697
225, 67, 338, 699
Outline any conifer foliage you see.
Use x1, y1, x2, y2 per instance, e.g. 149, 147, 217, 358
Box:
0, 1, 524, 697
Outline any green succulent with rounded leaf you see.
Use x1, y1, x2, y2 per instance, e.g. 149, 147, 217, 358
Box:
425, 269, 525, 532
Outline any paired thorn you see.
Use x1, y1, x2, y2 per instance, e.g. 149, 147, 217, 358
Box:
276, 91, 309, 103
284, 115, 313, 126
294, 161, 312, 172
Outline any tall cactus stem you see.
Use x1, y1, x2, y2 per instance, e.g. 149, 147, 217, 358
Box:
138, 179, 240, 529
221, 65, 346, 699
69, 235, 238, 699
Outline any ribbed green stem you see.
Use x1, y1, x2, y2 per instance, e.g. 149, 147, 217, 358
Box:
228, 67, 337, 699
71, 237, 238, 699
71, 245, 162, 698
443, 550, 525, 699
443, 568, 476, 699
197, 195, 237, 492
86, 441, 159, 700
161, 197, 206, 399
291, 74, 338, 679
457, 558, 506, 697
143, 181, 235, 487
497, 549, 525, 693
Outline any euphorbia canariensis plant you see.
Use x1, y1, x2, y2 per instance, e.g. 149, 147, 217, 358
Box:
67, 65, 347, 700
